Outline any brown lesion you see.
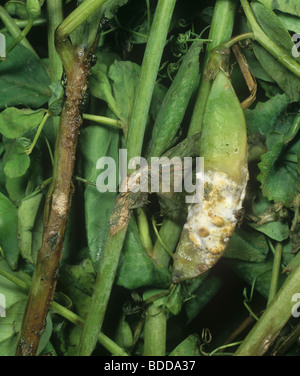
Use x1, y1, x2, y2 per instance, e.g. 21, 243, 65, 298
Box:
231, 44, 257, 110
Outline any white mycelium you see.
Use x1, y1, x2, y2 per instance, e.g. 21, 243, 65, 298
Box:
172, 169, 248, 283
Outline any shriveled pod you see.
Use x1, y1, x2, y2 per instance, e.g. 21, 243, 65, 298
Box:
172, 68, 249, 283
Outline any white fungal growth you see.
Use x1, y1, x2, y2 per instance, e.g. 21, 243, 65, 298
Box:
172, 169, 248, 283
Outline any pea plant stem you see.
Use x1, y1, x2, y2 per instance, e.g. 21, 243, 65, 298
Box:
77, 0, 176, 356
0, 6, 36, 55
16, 47, 92, 357
267, 242, 283, 307
82, 113, 123, 129
235, 260, 300, 356
188, 0, 239, 135
143, 304, 167, 356
126, 0, 177, 162
46, 0, 63, 83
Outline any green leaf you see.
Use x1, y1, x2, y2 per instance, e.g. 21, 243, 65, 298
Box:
0, 107, 46, 139
48, 81, 64, 116
109, 60, 141, 126
258, 0, 300, 17
247, 192, 290, 241
258, 138, 299, 208
90, 56, 141, 130
245, 93, 291, 135
252, 42, 300, 102
169, 334, 201, 356
116, 219, 171, 290
101, 0, 129, 19
17, 193, 43, 264
0, 192, 20, 269
226, 256, 287, 300
224, 225, 269, 262
3, 139, 30, 178
277, 12, 300, 33
89, 49, 121, 118
184, 274, 223, 325
252, 2, 296, 56
79, 124, 119, 267
0, 34, 51, 109
59, 257, 96, 317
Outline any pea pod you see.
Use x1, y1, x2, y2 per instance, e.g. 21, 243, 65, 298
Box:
172, 69, 248, 283
147, 41, 202, 158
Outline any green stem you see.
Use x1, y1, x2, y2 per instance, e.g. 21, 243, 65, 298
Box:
241, 0, 300, 78
126, 0, 177, 162
152, 218, 181, 265
0, 17, 47, 31
267, 242, 283, 307
143, 218, 182, 356
235, 260, 300, 355
136, 208, 153, 256
284, 113, 300, 145
6, 17, 34, 55
151, 217, 174, 261
26, 111, 50, 155
143, 304, 167, 356
82, 113, 123, 129
188, 0, 239, 135
77, 225, 129, 355
0, 6, 36, 54
46, 0, 63, 83
55, 0, 108, 40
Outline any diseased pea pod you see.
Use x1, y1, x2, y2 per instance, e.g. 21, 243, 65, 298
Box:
172, 69, 248, 283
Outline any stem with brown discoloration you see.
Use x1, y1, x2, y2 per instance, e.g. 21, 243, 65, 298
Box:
15, 49, 91, 356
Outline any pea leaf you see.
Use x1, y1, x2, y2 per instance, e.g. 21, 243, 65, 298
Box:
252, 42, 300, 102
116, 219, 171, 290
252, 2, 297, 56
0, 107, 46, 139
0, 34, 51, 109
258, 0, 300, 17
227, 256, 287, 300
169, 334, 201, 356
17, 194, 43, 264
48, 81, 64, 116
245, 93, 291, 135
101, 0, 129, 19
0, 192, 20, 269
277, 12, 300, 33
247, 192, 290, 241
258, 138, 299, 208
90, 58, 141, 131
3, 139, 30, 178
79, 124, 119, 267
109, 60, 141, 128
89, 49, 121, 118
224, 225, 269, 262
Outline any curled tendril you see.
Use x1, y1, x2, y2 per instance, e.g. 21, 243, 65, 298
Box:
177, 18, 191, 28
200, 328, 213, 356
167, 61, 180, 81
